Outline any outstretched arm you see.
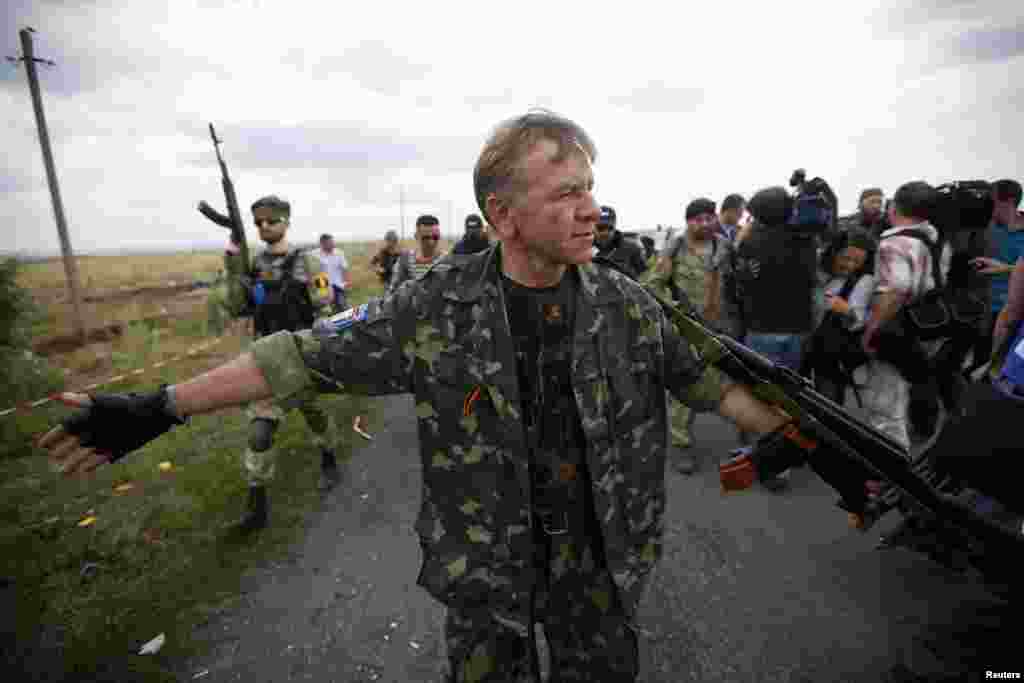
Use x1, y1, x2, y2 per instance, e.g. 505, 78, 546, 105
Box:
39, 353, 274, 477
40, 282, 421, 478
172, 352, 272, 415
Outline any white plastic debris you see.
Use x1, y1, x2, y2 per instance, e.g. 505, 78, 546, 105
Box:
409, 641, 421, 650
139, 633, 165, 655
192, 670, 209, 679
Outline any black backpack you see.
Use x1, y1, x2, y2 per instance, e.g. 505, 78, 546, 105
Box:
803, 274, 870, 406
252, 250, 317, 336
880, 229, 985, 341
874, 229, 985, 383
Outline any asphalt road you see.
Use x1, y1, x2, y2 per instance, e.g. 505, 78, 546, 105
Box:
182, 395, 1016, 683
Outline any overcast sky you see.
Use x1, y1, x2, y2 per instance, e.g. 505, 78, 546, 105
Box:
3, 0, 1022, 255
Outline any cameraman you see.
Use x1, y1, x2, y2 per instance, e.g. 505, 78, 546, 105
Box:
861, 181, 952, 451
735, 187, 818, 489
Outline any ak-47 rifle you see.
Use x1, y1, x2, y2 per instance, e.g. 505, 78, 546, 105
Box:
593, 256, 1024, 576
198, 123, 250, 274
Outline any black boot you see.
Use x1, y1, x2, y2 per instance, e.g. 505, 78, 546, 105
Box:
230, 486, 268, 535
319, 448, 340, 492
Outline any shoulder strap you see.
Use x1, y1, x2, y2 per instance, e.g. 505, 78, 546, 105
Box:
838, 272, 862, 299
883, 228, 945, 290
281, 248, 303, 277
668, 233, 687, 261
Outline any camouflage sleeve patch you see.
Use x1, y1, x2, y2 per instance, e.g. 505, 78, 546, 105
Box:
250, 330, 316, 403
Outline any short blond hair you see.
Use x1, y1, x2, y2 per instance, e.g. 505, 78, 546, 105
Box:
473, 109, 597, 223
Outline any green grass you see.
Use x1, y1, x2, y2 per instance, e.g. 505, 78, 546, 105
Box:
1, 302, 381, 681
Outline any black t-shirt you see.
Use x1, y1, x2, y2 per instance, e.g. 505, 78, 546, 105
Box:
500, 272, 580, 448
500, 270, 606, 566
736, 225, 817, 334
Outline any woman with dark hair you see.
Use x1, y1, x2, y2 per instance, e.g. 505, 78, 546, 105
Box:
803, 229, 878, 405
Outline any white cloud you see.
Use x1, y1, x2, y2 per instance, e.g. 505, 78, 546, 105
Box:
3, 0, 1023, 256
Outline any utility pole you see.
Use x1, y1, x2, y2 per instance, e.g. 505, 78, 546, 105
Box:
399, 185, 406, 242
9, 27, 86, 342
396, 186, 443, 243
447, 200, 453, 244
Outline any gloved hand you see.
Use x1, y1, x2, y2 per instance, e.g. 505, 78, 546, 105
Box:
720, 421, 817, 492
38, 387, 186, 476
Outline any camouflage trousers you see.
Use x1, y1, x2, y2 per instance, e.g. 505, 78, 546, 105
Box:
441, 537, 639, 683
668, 395, 696, 448
242, 391, 338, 486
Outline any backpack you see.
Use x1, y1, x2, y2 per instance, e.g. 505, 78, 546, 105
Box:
880, 229, 985, 341
802, 274, 870, 406
252, 250, 317, 336
874, 229, 985, 383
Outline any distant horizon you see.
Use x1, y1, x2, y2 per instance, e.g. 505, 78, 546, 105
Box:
1, 238, 363, 262
3, 225, 673, 262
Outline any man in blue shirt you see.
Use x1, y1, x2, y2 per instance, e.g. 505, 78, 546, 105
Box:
970, 179, 1024, 367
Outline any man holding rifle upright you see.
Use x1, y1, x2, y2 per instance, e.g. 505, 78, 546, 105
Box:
40, 111, 844, 681
221, 195, 344, 534
197, 125, 345, 534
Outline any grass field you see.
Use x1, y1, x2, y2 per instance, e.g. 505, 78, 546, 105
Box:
15, 238, 448, 343
2, 239, 418, 681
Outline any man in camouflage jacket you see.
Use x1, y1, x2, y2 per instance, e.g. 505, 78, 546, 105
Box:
43, 112, 809, 682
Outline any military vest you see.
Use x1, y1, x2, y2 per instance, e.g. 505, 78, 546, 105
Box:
251, 248, 316, 337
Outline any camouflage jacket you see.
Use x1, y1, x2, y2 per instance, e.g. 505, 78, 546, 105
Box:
248, 243, 725, 621
645, 231, 723, 316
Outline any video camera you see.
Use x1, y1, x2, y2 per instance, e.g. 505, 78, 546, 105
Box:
788, 168, 838, 235
930, 181, 994, 235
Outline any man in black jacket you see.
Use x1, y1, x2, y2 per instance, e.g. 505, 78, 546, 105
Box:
735, 187, 819, 490
452, 213, 492, 255
593, 205, 648, 279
